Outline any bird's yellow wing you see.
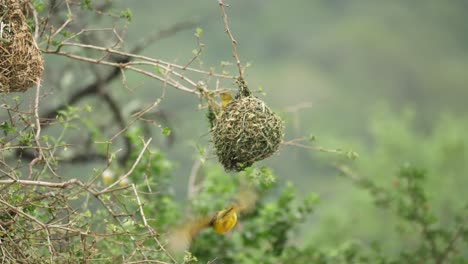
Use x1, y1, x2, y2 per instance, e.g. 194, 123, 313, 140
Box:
234, 187, 257, 212
167, 215, 212, 252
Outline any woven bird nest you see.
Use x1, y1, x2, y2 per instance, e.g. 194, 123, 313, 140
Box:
211, 83, 284, 171
0, 0, 43, 93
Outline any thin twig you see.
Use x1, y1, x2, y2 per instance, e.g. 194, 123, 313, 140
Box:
282, 139, 344, 155
110, 100, 162, 142
28, 79, 44, 179
132, 184, 178, 263
49, 41, 234, 79
42, 50, 197, 94
98, 138, 152, 195
29, 2, 40, 40
46, 0, 72, 49
0, 178, 89, 189
217, 0, 243, 79
187, 153, 206, 200
0, 198, 55, 257
99, 91, 133, 164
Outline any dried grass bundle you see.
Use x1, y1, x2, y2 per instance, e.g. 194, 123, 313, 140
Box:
212, 93, 283, 171
0, 0, 43, 93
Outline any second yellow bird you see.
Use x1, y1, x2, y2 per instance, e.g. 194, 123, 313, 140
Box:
220, 91, 234, 110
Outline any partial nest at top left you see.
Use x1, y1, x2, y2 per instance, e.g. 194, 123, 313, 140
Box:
0, 0, 43, 93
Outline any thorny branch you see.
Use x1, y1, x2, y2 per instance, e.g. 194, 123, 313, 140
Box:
18, 21, 202, 166
132, 184, 177, 263
99, 137, 152, 195
0, 138, 176, 262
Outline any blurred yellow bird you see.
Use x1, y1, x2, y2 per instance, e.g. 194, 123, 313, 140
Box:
167, 187, 256, 252
167, 207, 237, 252
210, 206, 238, 234
220, 91, 234, 109
209, 188, 256, 234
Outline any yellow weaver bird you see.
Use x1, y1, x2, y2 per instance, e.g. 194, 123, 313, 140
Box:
167, 188, 256, 252
167, 207, 237, 252
209, 188, 256, 234
210, 205, 238, 234
219, 91, 234, 110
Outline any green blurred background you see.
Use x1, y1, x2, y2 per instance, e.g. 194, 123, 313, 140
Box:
43, 0, 468, 254
100, 0, 468, 248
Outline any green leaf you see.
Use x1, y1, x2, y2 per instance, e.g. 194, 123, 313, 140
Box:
19, 132, 34, 146
84, 104, 92, 112
154, 65, 164, 75
346, 150, 359, 160
195, 27, 203, 38
120, 8, 133, 22
162, 127, 171, 136
33, 0, 45, 12
51, 39, 61, 47
80, 0, 93, 10
308, 134, 316, 141
0, 121, 16, 135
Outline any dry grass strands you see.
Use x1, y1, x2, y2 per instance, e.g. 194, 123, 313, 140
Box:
0, 0, 43, 93
212, 96, 284, 171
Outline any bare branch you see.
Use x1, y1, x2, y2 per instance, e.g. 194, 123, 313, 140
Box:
98, 137, 152, 195
28, 80, 43, 179
217, 0, 243, 79
132, 184, 177, 263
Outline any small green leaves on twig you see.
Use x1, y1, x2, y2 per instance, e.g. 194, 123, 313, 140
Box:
162, 127, 171, 136
194, 27, 203, 38
119, 8, 132, 22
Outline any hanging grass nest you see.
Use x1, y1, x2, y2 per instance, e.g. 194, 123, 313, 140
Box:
0, 0, 43, 93
211, 79, 284, 171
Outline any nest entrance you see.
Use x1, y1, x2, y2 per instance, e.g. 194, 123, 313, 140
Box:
0, 0, 43, 93
212, 95, 284, 171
